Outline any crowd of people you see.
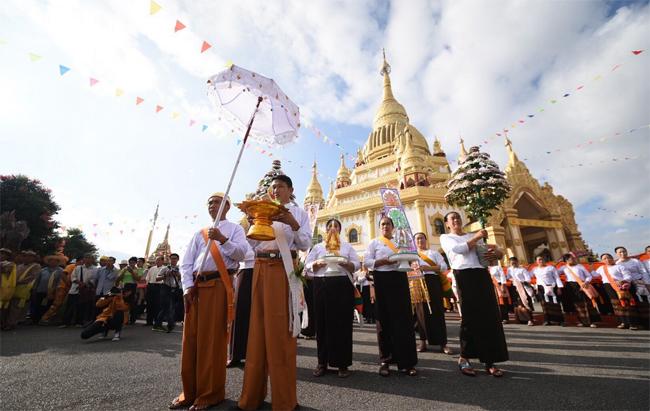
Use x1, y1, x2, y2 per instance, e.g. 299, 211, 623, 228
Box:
0, 249, 184, 341
1, 173, 648, 410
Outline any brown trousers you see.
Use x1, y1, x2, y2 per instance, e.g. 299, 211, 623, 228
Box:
177, 278, 228, 407
238, 258, 297, 411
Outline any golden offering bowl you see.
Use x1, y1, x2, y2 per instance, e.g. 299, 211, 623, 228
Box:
237, 199, 288, 241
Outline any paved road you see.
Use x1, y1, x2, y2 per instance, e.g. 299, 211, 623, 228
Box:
1, 316, 649, 410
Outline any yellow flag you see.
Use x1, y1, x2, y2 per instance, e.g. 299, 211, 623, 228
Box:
28, 53, 42, 62
225, 59, 234, 68
115, 88, 124, 97
172, 112, 180, 119
150, 0, 162, 15
0, 38, 7, 45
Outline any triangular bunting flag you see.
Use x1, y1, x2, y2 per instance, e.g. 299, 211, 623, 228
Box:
0, 38, 6, 45
155, 105, 164, 113
225, 59, 233, 68
150, 0, 162, 15
527, 114, 534, 118
174, 20, 186, 32
136, 96, 144, 105
189, 119, 196, 127
563, 93, 570, 97
115, 88, 124, 97
611, 64, 621, 71
28, 53, 42, 62
201, 41, 211, 53
89, 77, 99, 87
201, 125, 208, 132
172, 112, 180, 119
632, 50, 644, 55
58, 65, 70, 76
576, 85, 584, 90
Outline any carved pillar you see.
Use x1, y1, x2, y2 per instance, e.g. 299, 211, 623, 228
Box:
366, 209, 375, 240
504, 209, 527, 262
414, 200, 427, 238
486, 225, 507, 265
545, 228, 563, 261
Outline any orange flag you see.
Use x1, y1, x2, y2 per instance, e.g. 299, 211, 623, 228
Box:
201, 41, 211, 53
174, 20, 185, 32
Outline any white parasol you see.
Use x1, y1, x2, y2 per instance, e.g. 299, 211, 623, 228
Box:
197, 64, 300, 274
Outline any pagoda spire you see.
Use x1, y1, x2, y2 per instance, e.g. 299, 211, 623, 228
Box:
144, 202, 159, 261
458, 137, 468, 163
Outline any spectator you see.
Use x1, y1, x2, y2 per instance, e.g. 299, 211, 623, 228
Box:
30, 255, 64, 324
116, 257, 141, 324
154, 253, 181, 332
145, 256, 165, 326
81, 287, 128, 341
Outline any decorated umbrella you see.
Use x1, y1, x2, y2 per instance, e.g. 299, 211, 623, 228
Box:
196, 64, 300, 283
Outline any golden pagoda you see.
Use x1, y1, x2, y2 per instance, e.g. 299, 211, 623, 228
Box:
148, 223, 173, 264
306, 51, 588, 263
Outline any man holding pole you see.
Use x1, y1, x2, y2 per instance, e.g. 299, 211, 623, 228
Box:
238, 174, 312, 411
169, 192, 247, 411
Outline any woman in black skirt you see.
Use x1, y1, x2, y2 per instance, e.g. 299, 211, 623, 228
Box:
364, 216, 417, 377
440, 212, 508, 377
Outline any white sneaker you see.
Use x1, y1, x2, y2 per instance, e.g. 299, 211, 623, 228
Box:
112, 332, 121, 341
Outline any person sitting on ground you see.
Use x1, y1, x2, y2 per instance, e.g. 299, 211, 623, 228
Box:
81, 286, 128, 342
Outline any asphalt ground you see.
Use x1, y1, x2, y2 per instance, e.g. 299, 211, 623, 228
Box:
1, 313, 649, 411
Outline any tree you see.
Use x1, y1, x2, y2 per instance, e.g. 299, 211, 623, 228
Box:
63, 228, 97, 259
445, 146, 511, 228
0, 175, 61, 254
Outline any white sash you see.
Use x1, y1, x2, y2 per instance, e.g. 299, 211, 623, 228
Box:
274, 224, 306, 337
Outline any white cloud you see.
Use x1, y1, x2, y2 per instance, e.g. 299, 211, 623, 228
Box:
1, 0, 648, 255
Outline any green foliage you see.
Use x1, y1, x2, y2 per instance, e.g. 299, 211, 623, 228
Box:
1, 174, 61, 254
63, 228, 98, 260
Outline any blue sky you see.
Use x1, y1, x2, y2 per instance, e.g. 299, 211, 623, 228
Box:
1, 0, 648, 259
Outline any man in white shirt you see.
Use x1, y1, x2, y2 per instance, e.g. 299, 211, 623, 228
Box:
169, 192, 247, 411
61, 254, 97, 327
145, 256, 165, 326
238, 175, 312, 411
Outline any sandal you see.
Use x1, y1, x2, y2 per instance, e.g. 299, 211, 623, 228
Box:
312, 364, 327, 377
441, 346, 454, 355
458, 359, 476, 377
337, 367, 350, 378
189, 405, 210, 411
406, 368, 417, 376
378, 363, 390, 377
169, 398, 190, 410
485, 366, 504, 377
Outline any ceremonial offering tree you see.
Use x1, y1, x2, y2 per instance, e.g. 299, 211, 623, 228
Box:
252, 160, 285, 199
445, 146, 511, 228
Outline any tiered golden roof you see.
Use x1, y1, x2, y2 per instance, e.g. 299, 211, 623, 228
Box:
336, 154, 351, 187
304, 161, 325, 207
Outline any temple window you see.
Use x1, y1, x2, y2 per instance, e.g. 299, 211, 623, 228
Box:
348, 228, 359, 243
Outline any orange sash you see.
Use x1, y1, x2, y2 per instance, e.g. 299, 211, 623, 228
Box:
200, 229, 235, 338
377, 236, 399, 253
601, 265, 634, 307
490, 271, 511, 305
418, 251, 452, 293
566, 266, 601, 308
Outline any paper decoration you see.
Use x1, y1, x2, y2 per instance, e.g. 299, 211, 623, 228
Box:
632, 50, 644, 55
115, 88, 124, 97
174, 20, 186, 32
89, 77, 99, 87
201, 125, 208, 132
136, 96, 144, 105
58, 65, 70, 76
201, 41, 211, 53
150, 0, 162, 15
189, 119, 196, 126
380, 188, 417, 252
155, 105, 164, 113
172, 111, 180, 119
28, 52, 42, 62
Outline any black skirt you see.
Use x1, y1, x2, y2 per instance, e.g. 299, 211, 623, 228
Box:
537, 285, 564, 323
454, 268, 509, 364
230, 268, 253, 362
414, 274, 448, 346
564, 282, 601, 325
373, 270, 417, 369
313, 276, 354, 368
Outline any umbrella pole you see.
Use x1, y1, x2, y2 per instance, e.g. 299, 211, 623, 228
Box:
195, 96, 263, 276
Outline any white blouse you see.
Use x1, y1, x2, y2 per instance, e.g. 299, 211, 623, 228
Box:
532, 265, 563, 288
305, 241, 361, 277
364, 237, 400, 272
508, 266, 532, 283
617, 258, 650, 282
440, 233, 482, 270
489, 265, 507, 284
562, 264, 592, 283
594, 264, 632, 284
416, 249, 448, 275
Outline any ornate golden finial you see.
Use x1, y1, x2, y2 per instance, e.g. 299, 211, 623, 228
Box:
380, 48, 391, 76
163, 223, 170, 243
504, 135, 519, 165
433, 136, 444, 155
304, 160, 324, 208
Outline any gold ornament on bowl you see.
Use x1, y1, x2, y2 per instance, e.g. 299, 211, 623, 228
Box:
237, 199, 288, 240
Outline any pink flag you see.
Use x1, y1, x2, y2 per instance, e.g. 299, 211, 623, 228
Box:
174, 20, 186, 32
201, 41, 212, 53
136, 96, 144, 105
189, 119, 196, 127
155, 105, 163, 113
89, 77, 99, 87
